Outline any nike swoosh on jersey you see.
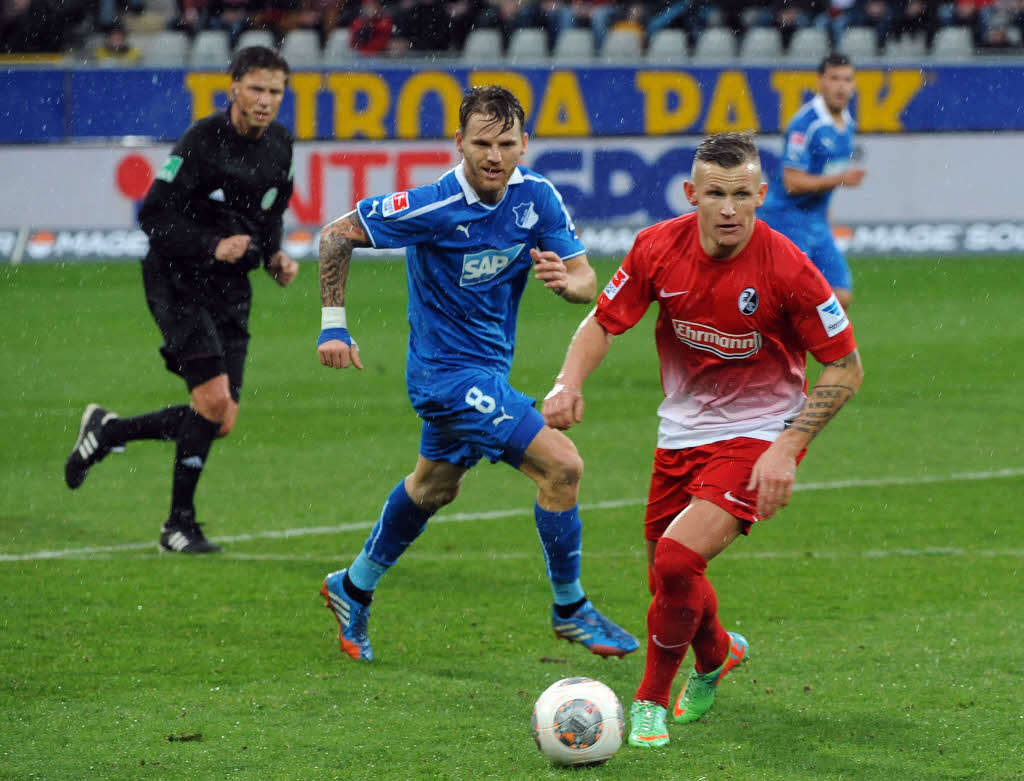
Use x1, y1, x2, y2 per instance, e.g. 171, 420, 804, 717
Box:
723, 490, 753, 507
660, 288, 689, 298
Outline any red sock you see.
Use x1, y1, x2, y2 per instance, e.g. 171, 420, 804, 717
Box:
691, 579, 730, 675
634, 538, 710, 708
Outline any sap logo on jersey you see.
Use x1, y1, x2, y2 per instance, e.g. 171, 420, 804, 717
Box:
460, 244, 525, 287
816, 293, 850, 337
382, 191, 410, 217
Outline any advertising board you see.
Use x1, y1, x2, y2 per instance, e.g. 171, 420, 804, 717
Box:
4, 64, 1024, 143
1, 134, 1021, 229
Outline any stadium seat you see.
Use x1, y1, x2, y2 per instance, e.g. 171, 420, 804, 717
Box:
646, 28, 687, 63
600, 28, 643, 61
692, 27, 737, 62
140, 30, 189, 66
837, 25, 878, 58
552, 28, 594, 62
884, 32, 927, 60
280, 29, 322, 68
189, 29, 231, 68
931, 26, 975, 60
506, 27, 548, 62
462, 27, 504, 62
235, 29, 276, 52
739, 26, 782, 61
323, 28, 355, 64
741, 6, 764, 29
787, 27, 829, 63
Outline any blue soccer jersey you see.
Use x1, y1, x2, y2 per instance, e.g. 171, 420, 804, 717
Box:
355, 163, 585, 403
762, 94, 856, 219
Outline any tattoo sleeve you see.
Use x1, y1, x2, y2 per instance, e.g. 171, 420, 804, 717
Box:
319, 213, 366, 307
787, 349, 862, 441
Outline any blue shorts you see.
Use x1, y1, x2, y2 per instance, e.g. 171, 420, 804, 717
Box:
759, 208, 852, 292
411, 368, 546, 469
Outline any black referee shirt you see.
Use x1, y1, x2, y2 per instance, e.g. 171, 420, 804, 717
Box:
139, 108, 294, 275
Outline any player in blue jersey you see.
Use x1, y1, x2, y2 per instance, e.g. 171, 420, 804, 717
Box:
758, 54, 865, 310
313, 85, 639, 663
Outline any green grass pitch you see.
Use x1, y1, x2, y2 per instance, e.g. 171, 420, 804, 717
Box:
1, 256, 1021, 779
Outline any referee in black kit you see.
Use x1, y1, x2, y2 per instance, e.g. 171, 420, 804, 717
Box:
64, 46, 299, 553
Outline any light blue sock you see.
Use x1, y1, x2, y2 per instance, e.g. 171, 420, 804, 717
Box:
347, 550, 389, 592
535, 503, 586, 606
551, 578, 586, 606
348, 480, 433, 592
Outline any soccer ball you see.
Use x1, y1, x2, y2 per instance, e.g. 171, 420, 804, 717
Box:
531, 677, 624, 767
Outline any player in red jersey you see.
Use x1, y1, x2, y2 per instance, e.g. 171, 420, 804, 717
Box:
542, 132, 864, 749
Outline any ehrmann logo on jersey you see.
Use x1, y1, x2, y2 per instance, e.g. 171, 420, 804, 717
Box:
460, 244, 525, 287
673, 320, 762, 358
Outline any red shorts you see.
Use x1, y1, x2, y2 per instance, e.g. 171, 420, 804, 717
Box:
643, 437, 805, 541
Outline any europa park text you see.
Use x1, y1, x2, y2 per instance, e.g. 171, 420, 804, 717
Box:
184, 69, 926, 141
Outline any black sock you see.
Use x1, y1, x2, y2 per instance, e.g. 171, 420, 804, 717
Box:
343, 571, 374, 605
104, 405, 189, 446
554, 596, 587, 619
169, 409, 221, 518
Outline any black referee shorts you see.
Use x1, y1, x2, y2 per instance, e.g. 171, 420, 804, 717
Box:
142, 257, 251, 402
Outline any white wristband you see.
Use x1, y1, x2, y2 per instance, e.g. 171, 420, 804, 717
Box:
321, 306, 347, 330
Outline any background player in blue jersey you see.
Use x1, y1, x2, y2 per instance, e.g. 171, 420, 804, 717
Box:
758, 54, 865, 310
313, 85, 638, 663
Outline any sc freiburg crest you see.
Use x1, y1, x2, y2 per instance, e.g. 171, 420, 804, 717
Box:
738, 287, 759, 315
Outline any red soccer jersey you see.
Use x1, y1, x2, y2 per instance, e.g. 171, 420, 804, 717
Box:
596, 213, 857, 448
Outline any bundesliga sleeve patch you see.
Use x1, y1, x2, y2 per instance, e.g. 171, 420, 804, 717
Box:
156, 155, 183, 183
786, 131, 807, 163
602, 266, 629, 300
382, 191, 410, 217
816, 293, 850, 337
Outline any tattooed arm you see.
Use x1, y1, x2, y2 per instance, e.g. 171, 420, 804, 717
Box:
748, 348, 864, 519
317, 211, 371, 370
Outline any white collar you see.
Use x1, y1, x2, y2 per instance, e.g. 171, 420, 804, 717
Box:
454, 162, 524, 206
812, 94, 853, 128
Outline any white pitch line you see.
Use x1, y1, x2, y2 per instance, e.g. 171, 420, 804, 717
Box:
2, 467, 1021, 563
36, 547, 1024, 564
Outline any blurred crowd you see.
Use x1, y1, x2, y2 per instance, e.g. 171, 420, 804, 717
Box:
3, 0, 1023, 57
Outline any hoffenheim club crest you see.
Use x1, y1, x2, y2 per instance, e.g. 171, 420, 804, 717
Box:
513, 202, 539, 230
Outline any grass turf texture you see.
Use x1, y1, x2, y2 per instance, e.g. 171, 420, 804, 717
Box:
1, 256, 1021, 780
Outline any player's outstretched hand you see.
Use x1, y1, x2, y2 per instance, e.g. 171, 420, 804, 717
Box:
317, 337, 363, 370
215, 234, 251, 263
268, 250, 299, 287
841, 168, 866, 188
531, 248, 568, 296
747, 443, 797, 519
542, 383, 584, 430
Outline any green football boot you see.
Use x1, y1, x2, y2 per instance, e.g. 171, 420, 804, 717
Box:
672, 631, 748, 723
628, 700, 670, 749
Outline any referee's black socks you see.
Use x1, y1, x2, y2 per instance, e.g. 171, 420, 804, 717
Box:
170, 409, 222, 516
103, 404, 190, 446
